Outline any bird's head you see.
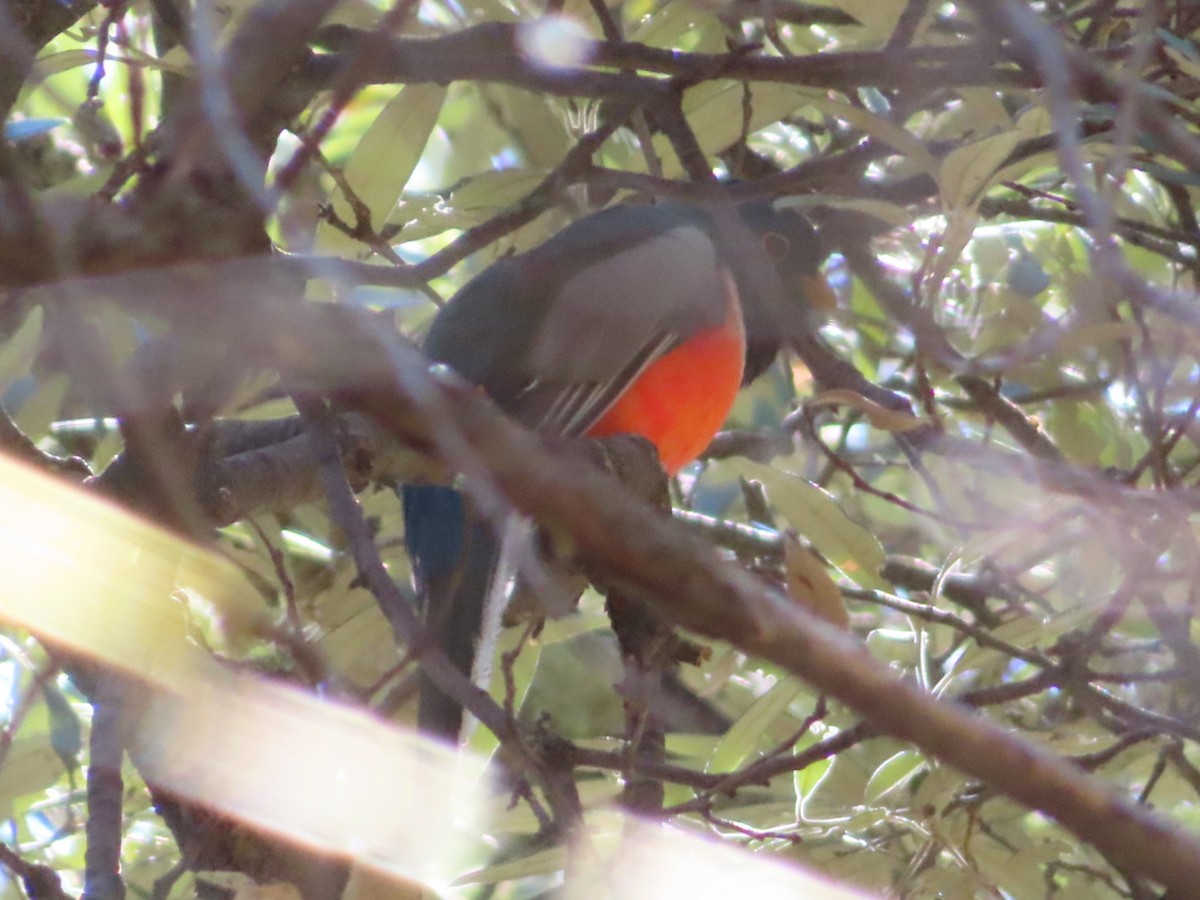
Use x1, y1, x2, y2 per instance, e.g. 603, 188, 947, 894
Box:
736, 201, 836, 313
732, 201, 836, 382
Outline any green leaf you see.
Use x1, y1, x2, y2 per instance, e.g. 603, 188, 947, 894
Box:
42, 683, 82, 772
648, 83, 811, 178
707, 676, 802, 774
450, 169, 547, 211
956, 605, 1097, 670
792, 730, 834, 804
798, 753, 866, 822
31, 50, 97, 78
835, 0, 906, 39
0, 306, 42, 390
316, 84, 447, 258
724, 460, 887, 590
910, 765, 964, 815
801, 94, 939, 176
864, 749, 925, 803
318, 600, 397, 691
456, 845, 568, 886
482, 87, 570, 170
939, 131, 1021, 209
91, 429, 123, 471
1161, 30, 1200, 80
630, 3, 720, 49
1045, 400, 1104, 466
0, 734, 66, 816
928, 88, 1014, 142
14, 374, 69, 439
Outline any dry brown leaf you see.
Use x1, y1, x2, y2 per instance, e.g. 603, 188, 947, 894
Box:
783, 532, 850, 630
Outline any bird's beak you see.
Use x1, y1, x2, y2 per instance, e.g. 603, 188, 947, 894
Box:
801, 272, 838, 313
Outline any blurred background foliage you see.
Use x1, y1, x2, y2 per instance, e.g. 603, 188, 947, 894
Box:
3, 0, 1200, 898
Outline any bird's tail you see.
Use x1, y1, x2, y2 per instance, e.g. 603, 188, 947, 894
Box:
401, 483, 498, 741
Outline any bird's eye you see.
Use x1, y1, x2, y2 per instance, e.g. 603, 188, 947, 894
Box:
762, 231, 791, 261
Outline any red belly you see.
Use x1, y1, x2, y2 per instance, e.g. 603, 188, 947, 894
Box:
587, 283, 745, 474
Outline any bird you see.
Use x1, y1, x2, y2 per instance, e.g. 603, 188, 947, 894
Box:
402, 199, 834, 741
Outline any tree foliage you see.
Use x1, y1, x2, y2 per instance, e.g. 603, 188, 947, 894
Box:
2, 0, 1200, 898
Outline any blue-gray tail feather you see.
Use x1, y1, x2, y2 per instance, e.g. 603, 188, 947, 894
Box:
402, 484, 498, 740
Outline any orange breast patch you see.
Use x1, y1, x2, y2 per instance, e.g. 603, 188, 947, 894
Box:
587, 276, 745, 474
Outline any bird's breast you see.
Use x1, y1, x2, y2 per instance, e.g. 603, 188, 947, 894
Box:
586, 270, 745, 474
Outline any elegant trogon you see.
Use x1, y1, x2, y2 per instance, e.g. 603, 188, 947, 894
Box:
403, 200, 833, 740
